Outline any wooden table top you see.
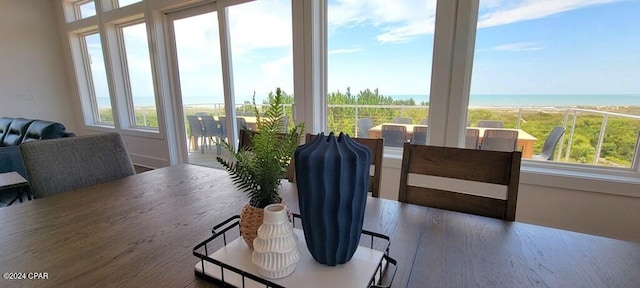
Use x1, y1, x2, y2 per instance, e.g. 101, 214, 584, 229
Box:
1, 164, 638, 287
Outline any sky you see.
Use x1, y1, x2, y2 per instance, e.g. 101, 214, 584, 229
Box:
87, 0, 640, 106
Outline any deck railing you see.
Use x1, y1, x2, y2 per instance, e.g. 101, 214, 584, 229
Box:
182, 103, 640, 168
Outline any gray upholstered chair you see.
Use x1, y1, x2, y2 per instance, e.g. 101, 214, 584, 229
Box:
20, 132, 135, 199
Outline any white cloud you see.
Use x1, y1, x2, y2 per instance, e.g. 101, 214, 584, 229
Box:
377, 19, 435, 43
228, 0, 292, 55
492, 42, 543, 51
328, 0, 620, 44
328, 0, 437, 44
328, 48, 362, 55
477, 0, 621, 28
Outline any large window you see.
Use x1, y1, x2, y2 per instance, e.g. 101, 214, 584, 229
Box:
469, 0, 640, 168
82, 32, 113, 124
75, 0, 96, 19
326, 0, 435, 143
228, 0, 293, 114
120, 22, 159, 129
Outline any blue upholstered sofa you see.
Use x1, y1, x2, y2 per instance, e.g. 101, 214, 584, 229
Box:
0, 117, 74, 178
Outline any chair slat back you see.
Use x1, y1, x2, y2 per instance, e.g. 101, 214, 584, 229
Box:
465, 128, 479, 149
480, 129, 518, 152
399, 143, 521, 220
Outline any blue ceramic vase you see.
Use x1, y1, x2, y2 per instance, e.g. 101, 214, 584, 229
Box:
294, 132, 371, 266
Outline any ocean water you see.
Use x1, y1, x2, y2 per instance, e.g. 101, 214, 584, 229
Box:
394, 94, 640, 107
98, 94, 640, 107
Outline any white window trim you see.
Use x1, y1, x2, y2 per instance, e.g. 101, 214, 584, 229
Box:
79, 31, 116, 126
115, 19, 161, 131
316, 0, 640, 197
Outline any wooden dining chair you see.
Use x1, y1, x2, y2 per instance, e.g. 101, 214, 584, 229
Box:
20, 132, 135, 199
398, 143, 522, 221
480, 129, 518, 152
465, 128, 480, 149
381, 124, 406, 147
305, 133, 384, 198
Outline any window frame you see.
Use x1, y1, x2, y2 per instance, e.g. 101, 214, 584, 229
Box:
313, 0, 640, 182
115, 19, 160, 131
78, 31, 115, 126
74, 0, 97, 20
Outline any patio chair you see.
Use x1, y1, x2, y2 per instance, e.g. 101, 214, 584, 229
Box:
20, 132, 135, 199
420, 118, 429, 125
187, 115, 204, 152
201, 115, 223, 155
465, 128, 480, 149
218, 116, 228, 140
393, 117, 413, 124
237, 118, 249, 135
278, 115, 289, 133
533, 126, 566, 161
398, 143, 522, 221
381, 124, 407, 147
480, 129, 518, 152
477, 120, 504, 128
411, 126, 428, 145
357, 118, 374, 138
305, 133, 384, 198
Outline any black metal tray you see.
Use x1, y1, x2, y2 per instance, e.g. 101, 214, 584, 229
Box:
193, 213, 397, 288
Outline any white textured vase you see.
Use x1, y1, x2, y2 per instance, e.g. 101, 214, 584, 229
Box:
251, 203, 300, 279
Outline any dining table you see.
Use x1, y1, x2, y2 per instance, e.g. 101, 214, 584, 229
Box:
368, 123, 538, 158
1, 164, 638, 287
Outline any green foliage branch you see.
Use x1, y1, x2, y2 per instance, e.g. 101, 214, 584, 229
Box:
216, 88, 304, 208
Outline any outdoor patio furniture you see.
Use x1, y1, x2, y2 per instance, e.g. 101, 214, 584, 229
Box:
533, 126, 566, 160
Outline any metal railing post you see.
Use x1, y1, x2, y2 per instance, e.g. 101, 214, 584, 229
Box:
354, 106, 359, 137
556, 109, 570, 161
565, 109, 578, 162
594, 115, 609, 165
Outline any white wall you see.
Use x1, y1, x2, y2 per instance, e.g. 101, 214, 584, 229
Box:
380, 157, 640, 243
0, 0, 79, 132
